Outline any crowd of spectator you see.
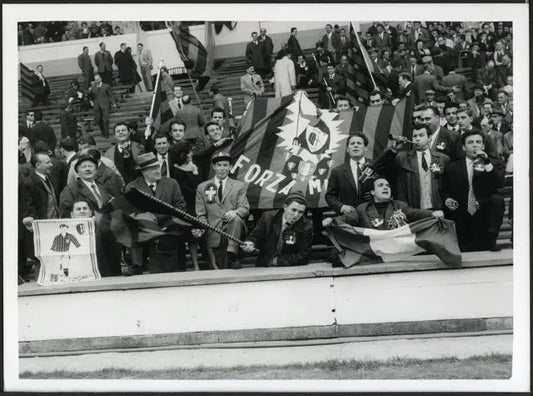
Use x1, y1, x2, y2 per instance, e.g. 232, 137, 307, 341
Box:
18, 21, 513, 285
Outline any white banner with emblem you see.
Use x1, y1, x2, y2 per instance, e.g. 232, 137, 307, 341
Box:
33, 218, 100, 286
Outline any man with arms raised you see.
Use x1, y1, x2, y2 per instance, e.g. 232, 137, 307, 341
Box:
326, 133, 374, 216
195, 152, 249, 269
242, 191, 313, 267
103, 122, 144, 185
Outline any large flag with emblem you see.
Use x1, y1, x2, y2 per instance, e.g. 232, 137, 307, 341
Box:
327, 217, 462, 268
228, 91, 413, 209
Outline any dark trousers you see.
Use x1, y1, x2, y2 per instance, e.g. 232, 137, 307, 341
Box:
32, 93, 50, 107
131, 235, 187, 273
100, 70, 113, 86
82, 70, 95, 91
94, 105, 110, 137
449, 194, 505, 251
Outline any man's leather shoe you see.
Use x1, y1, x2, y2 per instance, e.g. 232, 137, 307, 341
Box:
123, 265, 143, 276
489, 244, 502, 252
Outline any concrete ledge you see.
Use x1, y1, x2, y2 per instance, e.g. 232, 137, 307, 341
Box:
18, 249, 513, 297
19, 317, 512, 357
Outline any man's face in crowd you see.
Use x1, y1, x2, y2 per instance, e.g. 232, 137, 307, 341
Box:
369, 93, 383, 106
445, 106, 458, 125
142, 165, 161, 183
340, 29, 346, 38
83, 47, 89, 55
506, 76, 513, 86
340, 55, 348, 66
486, 60, 495, 70
120, 44, 127, 52
491, 113, 503, 125
336, 99, 351, 112
412, 110, 423, 124
94, 74, 102, 85
291, 29, 297, 36
170, 123, 185, 142
137, 44, 143, 53
213, 160, 231, 179
480, 120, 492, 134
174, 87, 183, 98
71, 201, 92, 218
251, 32, 258, 41
474, 88, 484, 97
482, 103, 493, 115
436, 102, 445, 116
206, 124, 222, 142
297, 55, 305, 65
459, 102, 468, 111
421, 108, 440, 133
412, 128, 430, 151
413, 22, 420, 30
247, 66, 255, 75
372, 178, 392, 202
346, 135, 366, 160
283, 201, 306, 225
26, 112, 35, 122
457, 111, 472, 131
260, 29, 266, 37
77, 160, 97, 181
497, 92, 508, 105
114, 124, 130, 143
325, 24, 332, 33
426, 93, 435, 102
154, 137, 169, 155
495, 41, 503, 52
100, 43, 106, 51
37, 65, 43, 73
35, 154, 53, 175
327, 65, 335, 76
463, 134, 485, 159
211, 111, 225, 126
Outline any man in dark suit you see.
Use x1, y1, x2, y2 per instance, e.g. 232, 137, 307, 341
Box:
420, 106, 462, 161
338, 28, 351, 60
242, 192, 313, 267
245, 32, 267, 78
88, 73, 116, 138
125, 152, 187, 274
152, 133, 173, 178
375, 125, 450, 210
373, 24, 392, 55
490, 110, 512, 135
94, 42, 114, 86
77, 46, 94, 91
259, 28, 274, 77
442, 130, 505, 251
456, 108, 499, 161
114, 42, 137, 85
319, 63, 346, 109
287, 27, 303, 62
296, 55, 317, 88
30, 110, 56, 151
32, 65, 51, 106
173, 95, 207, 144
326, 133, 374, 215
19, 110, 35, 141
58, 101, 78, 139
442, 70, 467, 101
403, 56, 424, 81
392, 72, 413, 105
408, 21, 431, 50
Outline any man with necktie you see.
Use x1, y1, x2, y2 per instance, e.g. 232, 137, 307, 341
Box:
152, 133, 172, 177
103, 122, 144, 184
242, 191, 313, 267
32, 65, 51, 106
125, 152, 187, 275
443, 130, 505, 251
88, 73, 116, 138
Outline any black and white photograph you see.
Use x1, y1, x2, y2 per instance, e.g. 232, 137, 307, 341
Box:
3, 2, 529, 392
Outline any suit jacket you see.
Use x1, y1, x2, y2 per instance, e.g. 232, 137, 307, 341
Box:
195, 177, 250, 248
325, 159, 374, 214
77, 53, 94, 73
94, 50, 113, 73
323, 73, 346, 96
20, 170, 61, 220
59, 178, 114, 217
240, 73, 264, 105
403, 64, 424, 80
321, 32, 342, 55
32, 72, 50, 96
161, 74, 175, 98
338, 36, 352, 58
373, 32, 392, 51
125, 176, 186, 211
413, 73, 449, 104
336, 200, 433, 230
408, 28, 431, 49
138, 49, 153, 68
30, 122, 56, 150
375, 149, 450, 209
430, 127, 462, 162
88, 82, 115, 109
247, 209, 313, 267
287, 35, 303, 60
174, 104, 207, 140
442, 73, 467, 100
103, 141, 143, 167
442, 157, 504, 215
397, 82, 414, 99
245, 40, 267, 70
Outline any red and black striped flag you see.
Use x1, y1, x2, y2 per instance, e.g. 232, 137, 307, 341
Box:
167, 22, 211, 85
20, 63, 36, 103
228, 91, 413, 209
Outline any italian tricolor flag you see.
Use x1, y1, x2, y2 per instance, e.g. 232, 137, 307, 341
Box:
328, 218, 462, 268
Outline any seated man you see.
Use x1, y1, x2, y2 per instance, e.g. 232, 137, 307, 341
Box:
242, 191, 313, 267
323, 176, 444, 230
195, 152, 250, 269
442, 130, 505, 252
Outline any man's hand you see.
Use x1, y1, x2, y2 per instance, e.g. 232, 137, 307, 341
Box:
214, 137, 232, 147
340, 205, 356, 215
322, 217, 334, 228
112, 103, 118, 109
327, 87, 333, 92
432, 210, 445, 218
22, 217, 34, 232
241, 241, 256, 253
391, 98, 400, 106
445, 198, 459, 211
191, 228, 205, 238
223, 210, 237, 222
145, 116, 154, 126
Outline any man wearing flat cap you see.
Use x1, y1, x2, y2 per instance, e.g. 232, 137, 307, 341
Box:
242, 191, 313, 267
125, 152, 187, 275
195, 152, 250, 269
59, 154, 115, 217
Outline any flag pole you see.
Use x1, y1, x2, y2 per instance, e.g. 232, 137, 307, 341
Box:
352, 22, 378, 90
145, 58, 164, 140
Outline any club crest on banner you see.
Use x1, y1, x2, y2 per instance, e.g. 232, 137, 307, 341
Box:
277, 91, 346, 183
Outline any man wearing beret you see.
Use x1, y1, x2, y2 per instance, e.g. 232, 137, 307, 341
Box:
242, 192, 313, 267
195, 152, 250, 269
125, 152, 187, 275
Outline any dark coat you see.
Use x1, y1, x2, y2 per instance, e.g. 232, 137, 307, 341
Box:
430, 127, 462, 162
59, 178, 114, 217
59, 109, 78, 139
287, 35, 303, 60
336, 200, 433, 230
326, 159, 374, 214
245, 41, 267, 71
114, 50, 137, 82
20, 170, 61, 220
94, 50, 113, 73
77, 53, 94, 73
88, 82, 115, 109
30, 121, 57, 150
374, 149, 450, 210
246, 209, 313, 267
125, 176, 186, 212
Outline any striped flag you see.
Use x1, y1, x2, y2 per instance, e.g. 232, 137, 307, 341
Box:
151, 77, 175, 134
228, 91, 413, 209
167, 22, 210, 80
20, 63, 36, 103
327, 217, 462, 268
346, 23, 387, 104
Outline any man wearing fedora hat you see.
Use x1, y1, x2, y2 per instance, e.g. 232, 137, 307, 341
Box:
195, 152, 249, 269
125, 152, 187, 275
242, 191, 313, 267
